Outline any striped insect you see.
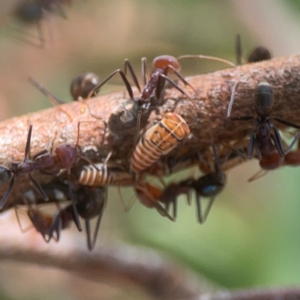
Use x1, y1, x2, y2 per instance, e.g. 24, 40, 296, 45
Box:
76, 161, 134, 187
130, 112, 190, 174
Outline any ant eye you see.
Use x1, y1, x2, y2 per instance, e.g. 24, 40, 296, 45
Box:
153, 55, 181, 72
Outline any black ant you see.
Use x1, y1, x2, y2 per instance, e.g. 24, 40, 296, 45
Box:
42, 182, 107, 251
227, 81, 300, 174
235, 34, 272, 65
160, 144, 225, 223
87, 54, 234, 140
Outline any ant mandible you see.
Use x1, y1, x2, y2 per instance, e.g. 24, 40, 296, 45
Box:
227, 82, 300, 173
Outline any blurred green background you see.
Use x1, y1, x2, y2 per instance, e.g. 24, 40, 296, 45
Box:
0, 0, 300, 299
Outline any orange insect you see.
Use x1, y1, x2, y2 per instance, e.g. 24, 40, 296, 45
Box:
130, 112, 190, 174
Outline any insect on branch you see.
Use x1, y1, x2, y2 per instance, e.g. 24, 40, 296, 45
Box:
0, 54, 300, 209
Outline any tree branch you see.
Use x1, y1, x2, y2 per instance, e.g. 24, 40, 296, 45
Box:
1, 54, 300, 208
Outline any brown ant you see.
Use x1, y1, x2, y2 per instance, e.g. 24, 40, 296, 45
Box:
87, 55, 234, 140
15, 195, 61, 243
235, 34, 272, 65
227, 82, 300, 173
28, 74, 100, 105
160, 144, 225, 223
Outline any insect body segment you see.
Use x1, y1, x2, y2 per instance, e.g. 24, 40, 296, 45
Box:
77, 163, 134, 187
130, 112, 190, 174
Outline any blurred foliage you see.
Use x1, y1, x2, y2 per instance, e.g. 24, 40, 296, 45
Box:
0, 0, 300, 299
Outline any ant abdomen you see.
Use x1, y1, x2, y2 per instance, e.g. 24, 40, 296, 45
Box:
254, 82, 274, 116
70, 72, 100, 100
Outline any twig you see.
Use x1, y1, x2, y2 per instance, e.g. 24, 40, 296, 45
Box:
1, 54, 300, 208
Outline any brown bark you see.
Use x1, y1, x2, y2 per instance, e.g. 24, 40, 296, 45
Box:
1, 54, 300, 208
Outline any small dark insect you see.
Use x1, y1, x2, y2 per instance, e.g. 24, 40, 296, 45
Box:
235, 34, 272, 65
8, 0, 72, 47
227, 81, 300, 176
28, 74, 100, 105
48, 185, 107, 251
160, 144, 225, 223
70, 72, 101, 100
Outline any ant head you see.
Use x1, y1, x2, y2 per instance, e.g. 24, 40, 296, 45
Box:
254, 82, 274, 117
153, 55, 181, 73
70, 72, 100, 100
55, 143, 79, 169
15, 1, 43, 23
0, 167, 12, 185
248, 46, 271, 63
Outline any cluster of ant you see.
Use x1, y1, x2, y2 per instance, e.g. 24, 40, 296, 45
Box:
1, 35, 300, 251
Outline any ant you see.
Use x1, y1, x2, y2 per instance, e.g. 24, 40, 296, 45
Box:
235, 34, 272, 65
227, 81, 300, 175
120, 181, 175, 221
0, 124, 49, 210
7, 0, 71, 47
28, 74, 100, 105
15, 195, 61, 243
88, 54, 234, 141
160, 143, 225, 223
44, 183, 107, 251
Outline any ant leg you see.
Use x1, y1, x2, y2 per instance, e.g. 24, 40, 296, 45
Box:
29, 174, 49, 201
23, 124, 33, 162
141, 57, 148, 88
118, 187, 136, 212
28, 77, 64, 105
124, 59, 141, 92
49, 211, 62, 242
247, 133, 258, 159
14, 206, 33, 233
153, 201, 175, 222
87, 69, 134, 100
235, 34, 243, 65
86, 210, 103, 251
67, 171, 82, 231
227, 81, 240, 118
272, 117, 300, 129
196, 194, 216, 224
285, 132, 300, 154
167, 65, 198, 95
0, 176, 15, 210
159, 74, 199, 110
248, 169, 269, 182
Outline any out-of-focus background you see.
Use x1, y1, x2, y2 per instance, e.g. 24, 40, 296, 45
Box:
0, 0, 300, 299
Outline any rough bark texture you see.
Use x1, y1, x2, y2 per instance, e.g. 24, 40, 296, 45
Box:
0, 54, 300, 209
